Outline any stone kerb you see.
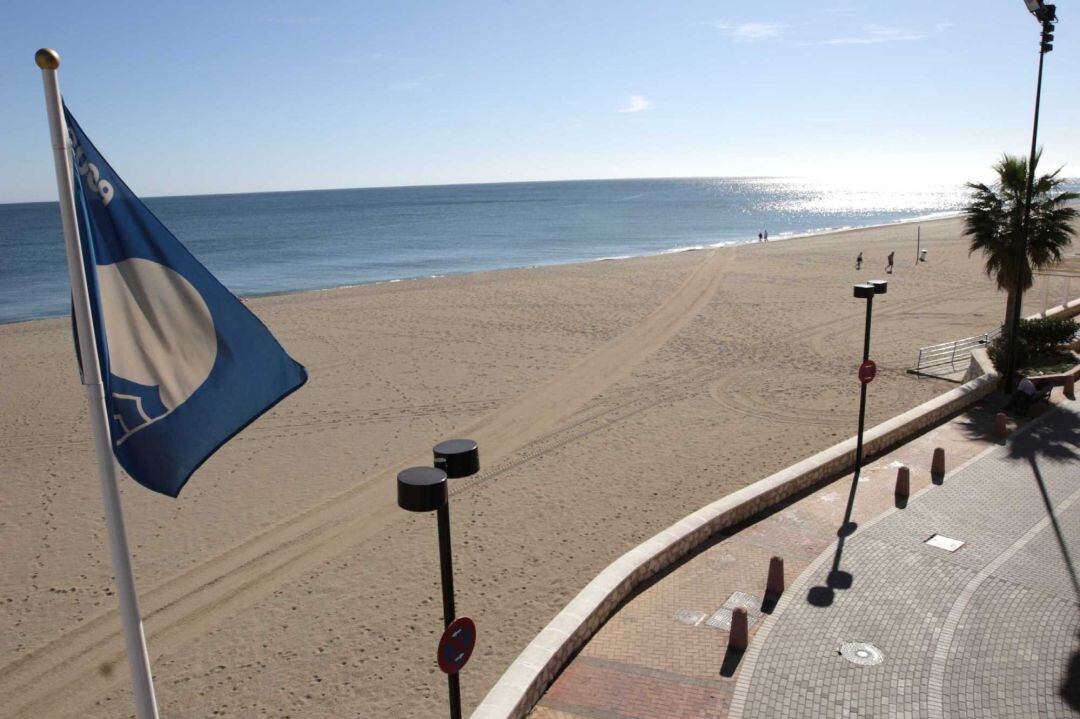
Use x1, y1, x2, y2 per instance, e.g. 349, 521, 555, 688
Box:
1029, 354, 1080, 387
470, 351, 1001, 719
1039, 295, 1080, 320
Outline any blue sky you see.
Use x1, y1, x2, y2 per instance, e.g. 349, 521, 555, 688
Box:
1, 1, 1076, 202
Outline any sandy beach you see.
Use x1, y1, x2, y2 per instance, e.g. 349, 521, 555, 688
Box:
0, 215, 1072, 717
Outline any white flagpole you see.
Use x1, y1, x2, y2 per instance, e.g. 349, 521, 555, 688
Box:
35, 48, 161, 719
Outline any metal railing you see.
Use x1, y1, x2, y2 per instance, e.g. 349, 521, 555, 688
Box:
911, 327, 1001, 376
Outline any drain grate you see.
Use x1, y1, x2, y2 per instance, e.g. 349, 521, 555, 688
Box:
839, 642, 884, 666
705, 591, 763, 631
674, 609, 706, 626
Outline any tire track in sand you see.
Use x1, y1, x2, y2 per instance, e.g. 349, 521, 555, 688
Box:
706, 282, 981, 427
1, 247, 735, 717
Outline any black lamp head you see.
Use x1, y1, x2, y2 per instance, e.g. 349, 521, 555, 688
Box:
397, 466, 448, 512
433, 438, 480, 479
853, 283, 875, 299
870, 280, 888, 295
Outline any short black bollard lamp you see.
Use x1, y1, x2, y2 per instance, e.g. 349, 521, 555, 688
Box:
396, 438, 480, 719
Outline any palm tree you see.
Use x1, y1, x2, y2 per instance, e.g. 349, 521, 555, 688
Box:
964, 151, 1078, 329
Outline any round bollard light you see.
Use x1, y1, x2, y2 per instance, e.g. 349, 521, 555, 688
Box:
434, 439, 479, 479
853, 283, 875, 299
397, 467, 448, 513
870, 279, 888, 295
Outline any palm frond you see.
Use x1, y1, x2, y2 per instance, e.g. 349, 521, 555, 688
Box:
963, 151, 1078, 294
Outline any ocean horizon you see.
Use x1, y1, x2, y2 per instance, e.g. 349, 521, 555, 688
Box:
0, 175, 1064, 325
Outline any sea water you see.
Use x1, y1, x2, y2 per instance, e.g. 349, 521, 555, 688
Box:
0, 177, 994, 324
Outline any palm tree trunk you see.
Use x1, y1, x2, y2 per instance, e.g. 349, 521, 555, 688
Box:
1003, 288, 1017, 332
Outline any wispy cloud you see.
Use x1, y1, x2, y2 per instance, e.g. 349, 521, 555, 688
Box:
390, 80, 421, 92
618, 95, 654, 113
934, 22, 954, 32
821, 25, 925, 45
714, 21, 783, 42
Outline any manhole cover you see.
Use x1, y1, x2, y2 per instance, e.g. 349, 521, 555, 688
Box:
839, 642, 884, 666
674, 609, 706, 626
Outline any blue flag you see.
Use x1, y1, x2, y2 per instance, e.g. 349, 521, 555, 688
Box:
64, 104, 308, 497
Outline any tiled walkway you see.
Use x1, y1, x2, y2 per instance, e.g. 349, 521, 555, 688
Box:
530, 393, 1080, 718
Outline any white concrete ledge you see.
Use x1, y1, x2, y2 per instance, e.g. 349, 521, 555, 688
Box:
473, 298, 1080, 718
1037, 295, 1080, 320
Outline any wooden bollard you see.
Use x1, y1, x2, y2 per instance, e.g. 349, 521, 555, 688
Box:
729, 607, 748, 651
931, 447, 945, 477
994, 412, 1009, 440
1066, 375, 1076, 400
895, 465, 910, 498
766, 556, 785, 598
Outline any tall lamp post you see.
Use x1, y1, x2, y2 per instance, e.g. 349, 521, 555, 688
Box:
397, 438, 480, 719
1004, 0, 1058, 393
839, 280, 887, 534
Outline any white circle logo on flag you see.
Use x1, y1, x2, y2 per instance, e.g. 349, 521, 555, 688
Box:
97, 258, 217, 414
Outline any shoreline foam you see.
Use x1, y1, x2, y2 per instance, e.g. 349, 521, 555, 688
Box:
2, 212, 964, 327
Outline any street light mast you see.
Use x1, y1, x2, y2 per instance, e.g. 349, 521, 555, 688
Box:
1004, 1, 1058, 392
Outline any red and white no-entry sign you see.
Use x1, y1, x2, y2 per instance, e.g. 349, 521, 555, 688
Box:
437, 616, 477, 674
858, 360, 877, 384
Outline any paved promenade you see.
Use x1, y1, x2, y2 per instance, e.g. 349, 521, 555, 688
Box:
529, 394, 1080, 718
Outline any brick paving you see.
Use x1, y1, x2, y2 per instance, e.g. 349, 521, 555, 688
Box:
529, 393, 1080, 719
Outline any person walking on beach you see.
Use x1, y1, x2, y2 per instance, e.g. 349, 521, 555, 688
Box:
758, 232, 763, 242
885, 251, 895, 274
763, 229, 768, 242
856, 252, 863, 270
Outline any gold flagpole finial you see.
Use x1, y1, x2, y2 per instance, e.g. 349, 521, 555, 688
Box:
35, 48, 60, 69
